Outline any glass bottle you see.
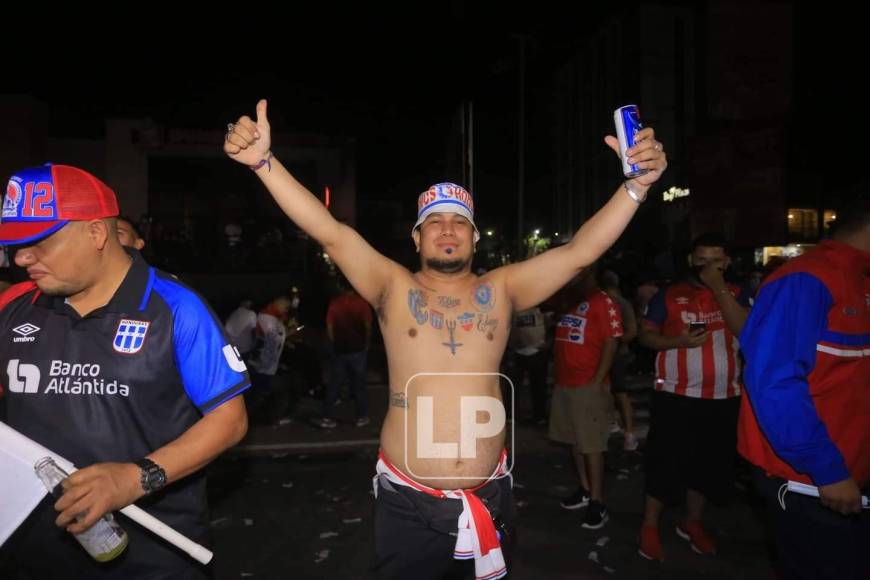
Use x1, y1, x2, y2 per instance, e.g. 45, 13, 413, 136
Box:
34, 457, 129, 562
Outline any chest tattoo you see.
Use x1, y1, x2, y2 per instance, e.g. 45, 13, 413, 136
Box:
471, 282, 495, 313
404, 285, 500, 353
408, 289, 429, 325
437, 296, 461, 309
441, 320, 464, 355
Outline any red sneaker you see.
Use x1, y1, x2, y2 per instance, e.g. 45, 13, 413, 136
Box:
638, 525, 664, 562
676, 520, 717, 555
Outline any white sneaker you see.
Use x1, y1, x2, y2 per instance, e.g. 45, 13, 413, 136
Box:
355, 417, 371, 427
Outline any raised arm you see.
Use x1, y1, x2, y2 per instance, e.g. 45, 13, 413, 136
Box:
502, 128, 667, 311
224, 100, 399, 306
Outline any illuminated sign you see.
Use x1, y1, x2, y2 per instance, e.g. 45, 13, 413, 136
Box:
663, 186, 690, 202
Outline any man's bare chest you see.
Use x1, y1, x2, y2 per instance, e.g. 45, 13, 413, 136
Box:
385, 281, 508, 356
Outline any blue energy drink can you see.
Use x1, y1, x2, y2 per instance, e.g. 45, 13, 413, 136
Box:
614, 105, 649, 179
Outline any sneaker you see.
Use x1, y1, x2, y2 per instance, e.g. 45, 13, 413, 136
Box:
560, 487, 591, 510
581, 501, 609, 529
638, 525, 664, 562
355, 417, 371, 427
676, 520, 717, 555
623, 433, 639, 451
610, 421, 623, 434
315, 417, 337, 429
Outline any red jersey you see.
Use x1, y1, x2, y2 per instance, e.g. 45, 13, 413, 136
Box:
554, 290, 623, 387
643, 281, 750, 399
327, 292, 373, 354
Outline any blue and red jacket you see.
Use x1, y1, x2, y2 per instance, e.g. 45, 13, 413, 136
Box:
738, 240, 870, 487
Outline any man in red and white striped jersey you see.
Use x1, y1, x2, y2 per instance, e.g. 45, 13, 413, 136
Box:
636, 234, 750, 561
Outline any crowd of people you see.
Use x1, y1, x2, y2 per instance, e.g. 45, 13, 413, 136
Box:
0, 99, 865, 580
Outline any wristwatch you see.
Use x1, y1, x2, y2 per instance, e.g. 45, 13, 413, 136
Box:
135, 458, 167, 495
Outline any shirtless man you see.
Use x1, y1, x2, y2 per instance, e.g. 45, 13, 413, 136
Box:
225, 100, 667, 580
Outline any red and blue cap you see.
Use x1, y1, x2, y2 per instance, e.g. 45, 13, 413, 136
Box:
413, 182, 480, 242
0, 164, 119, 246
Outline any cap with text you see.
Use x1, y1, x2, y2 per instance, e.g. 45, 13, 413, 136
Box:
412, 182, 480, 242
0, 164, 119, 245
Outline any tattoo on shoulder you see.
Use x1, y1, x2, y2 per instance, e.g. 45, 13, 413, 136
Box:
470, 282, 495, 313
390, 392, 408, 408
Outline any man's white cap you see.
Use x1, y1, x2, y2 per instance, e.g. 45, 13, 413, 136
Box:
412, 182, 480, 242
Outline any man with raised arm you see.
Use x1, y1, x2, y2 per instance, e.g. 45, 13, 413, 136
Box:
225, 100, 666, 580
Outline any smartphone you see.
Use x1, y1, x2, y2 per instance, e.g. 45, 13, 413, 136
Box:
689, 321, 707, 333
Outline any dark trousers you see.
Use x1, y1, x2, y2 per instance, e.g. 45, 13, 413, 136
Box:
284, 342, 324, 391
246, 371, 296, 424
373, 476, 516, 580
323, 350, 369, 419
505, 350, 548, 422
753, 469, 870, 580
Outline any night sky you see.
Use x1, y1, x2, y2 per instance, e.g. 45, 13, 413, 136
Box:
3, 2, 865, 234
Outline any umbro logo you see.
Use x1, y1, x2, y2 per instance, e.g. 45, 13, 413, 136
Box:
12, 323, 40, 343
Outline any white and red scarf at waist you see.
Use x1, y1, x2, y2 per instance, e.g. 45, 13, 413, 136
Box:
373, 450, 511, 580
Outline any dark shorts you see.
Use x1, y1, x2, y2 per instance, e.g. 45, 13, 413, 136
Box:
644, 391, 740, 505
373, 475, 515, 580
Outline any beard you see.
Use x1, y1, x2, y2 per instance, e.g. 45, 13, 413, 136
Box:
425, 257, 470, 274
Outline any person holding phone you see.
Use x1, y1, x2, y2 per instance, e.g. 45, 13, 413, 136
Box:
636, 233, 750, 562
